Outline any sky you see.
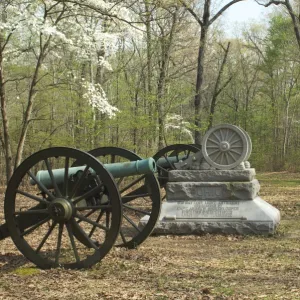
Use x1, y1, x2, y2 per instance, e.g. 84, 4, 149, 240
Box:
221, 1, 275, 35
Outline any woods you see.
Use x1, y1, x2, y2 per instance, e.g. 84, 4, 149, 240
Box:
1, 0, 300, 184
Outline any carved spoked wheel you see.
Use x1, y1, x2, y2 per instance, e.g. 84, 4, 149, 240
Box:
153, 144, 200, 198
202, 124, 249, 170
85, 147, 161, 249
239, 127, 252, 161
4, 147, 122, 269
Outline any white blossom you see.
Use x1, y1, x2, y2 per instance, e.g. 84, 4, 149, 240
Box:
82, 81, 119, 118
165, 114, 194, 142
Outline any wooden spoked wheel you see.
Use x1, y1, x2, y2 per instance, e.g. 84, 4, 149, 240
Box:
4, 147, 122, 269
153, 144, 200, 199
86, 147, 161, 249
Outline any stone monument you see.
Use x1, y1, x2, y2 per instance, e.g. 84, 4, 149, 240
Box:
144, 124, 280, 235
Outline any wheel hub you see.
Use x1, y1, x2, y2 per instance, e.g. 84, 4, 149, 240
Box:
219, 141, 230, 152
48, 198, 73, 222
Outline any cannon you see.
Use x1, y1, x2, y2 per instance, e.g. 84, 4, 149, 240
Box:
1, 147, 161, 269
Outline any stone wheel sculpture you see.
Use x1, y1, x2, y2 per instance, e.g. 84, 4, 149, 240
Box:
202, 124, 249, 170
239, 127, 252, 161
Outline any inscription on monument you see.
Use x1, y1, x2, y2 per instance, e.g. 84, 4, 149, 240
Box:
177, 201, 240, 218
196, 186, 224, 199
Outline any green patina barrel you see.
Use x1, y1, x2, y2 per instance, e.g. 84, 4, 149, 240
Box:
156, 155, 186, 168
30, 158, 156, 189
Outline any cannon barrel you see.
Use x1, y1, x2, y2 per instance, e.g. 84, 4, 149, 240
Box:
156, 154, 187, 168
30, 157, 157, 188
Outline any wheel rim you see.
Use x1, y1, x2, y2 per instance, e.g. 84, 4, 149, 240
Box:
153, 144, 201, 198
202, 124, 249, 170
4, 147, 122, 269
82, 147, 161, 249
239, 127, 252, 161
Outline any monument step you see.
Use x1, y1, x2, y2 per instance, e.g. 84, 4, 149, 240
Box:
166, 180, 260, 201
168, 169, 256, 182
140, 197, 280, 235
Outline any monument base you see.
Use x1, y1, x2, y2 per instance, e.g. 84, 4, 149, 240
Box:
141, 197, 280, 235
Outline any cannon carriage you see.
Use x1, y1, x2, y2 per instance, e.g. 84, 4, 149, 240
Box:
1, 147, 161, 269
0, 124, 254, 269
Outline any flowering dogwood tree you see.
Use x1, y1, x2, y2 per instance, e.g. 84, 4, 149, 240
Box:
0, 0, 135, 180
165, 114, 194, 143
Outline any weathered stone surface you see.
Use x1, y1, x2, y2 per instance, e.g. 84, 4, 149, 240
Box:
152, 221, 277, 235
140, 197, 280, 235
168, 169, 256, 182
166, 180, 260, 201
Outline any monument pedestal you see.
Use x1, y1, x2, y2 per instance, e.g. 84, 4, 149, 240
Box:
141, 170, 280, 235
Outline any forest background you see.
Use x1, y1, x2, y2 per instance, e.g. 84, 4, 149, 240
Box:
1, 0, 300, 184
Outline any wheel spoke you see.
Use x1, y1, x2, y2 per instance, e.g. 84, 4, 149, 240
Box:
70, 219, 99, 250
72, 184, 104, 205
224, 128, 229, 140
220, 129, 224, 140
21, 216, 51, 237
117, 177, 124, 186
17, 190, 49, 205
227, 150, 237, 162
119, 175, 146, 194
123, 213, 141, 233
163, 154, 175, 170
207, 138, 219, 145
76, 213, 109, 232
105, 211, 110, 229
77, 209, 97, 224
230, 149, 242, 155
44, 158, 62, 197
227, 131, 236, 143
225, 153, 230, 165
76, 205, 112, 211
119, 229, 127, 244
36, 221, 57, 253
211, 151, 222, 162
27, 171, 54, 200
88, 210, 105, 238
231, 139, 242, 145
156, 164, 169, 173
220, 153, 225, 164
123, 204, 151, 216
207, 149, 220, 156
110, 154, 116, 163
212, 132, 221, 142
55, 223, 64, 265
14, 209, 49, 215
69, 165, 90, 198
122, 193, 151, 203
63, 156, 69, 197
66, 222, 80, 263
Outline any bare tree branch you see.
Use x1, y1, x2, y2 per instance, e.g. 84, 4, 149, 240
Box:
255, 0, 285, 7
209, 0, 245, 25
179, 0, 203, 26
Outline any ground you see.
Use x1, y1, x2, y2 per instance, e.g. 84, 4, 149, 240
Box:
0, 172, 300, 299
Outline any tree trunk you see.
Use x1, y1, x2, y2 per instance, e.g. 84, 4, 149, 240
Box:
0, 49, 13, 181
208, 42, 231, 129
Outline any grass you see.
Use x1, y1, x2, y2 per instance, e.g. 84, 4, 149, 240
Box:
0, 172, 300, 299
